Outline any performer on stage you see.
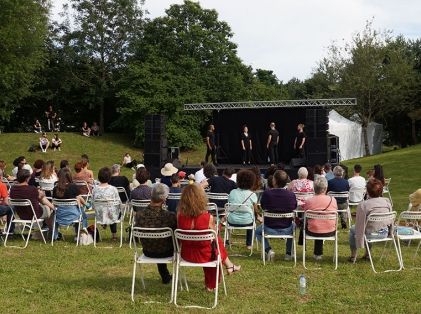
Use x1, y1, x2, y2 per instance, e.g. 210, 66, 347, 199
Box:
205, 124, 217, 165
294, 123, 306, 158
241, 125, 252, 165
266, 122, 279, 164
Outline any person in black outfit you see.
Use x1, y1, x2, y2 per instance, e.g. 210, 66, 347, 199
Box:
205, 124, 217, 165
294, 123, 306, 158
109, 164, 130, 203
266, 122, 279, 165
241, 125, 252, 165
207, 168, 237, 208
45, 105, 57, 132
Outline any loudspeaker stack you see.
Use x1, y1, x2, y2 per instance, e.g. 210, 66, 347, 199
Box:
144, 115, 168, 179
305, 108, 329, 166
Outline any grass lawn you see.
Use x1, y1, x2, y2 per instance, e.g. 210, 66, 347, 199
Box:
1, 133, 421, 313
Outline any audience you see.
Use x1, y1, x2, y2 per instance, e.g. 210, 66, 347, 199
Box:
194, 161, 207, 184
39, 132, 50, 153
60, 160, 69, 170
373, 164, 385, 186
51, 134, 62, 151
28, 159, 45, 186
81, 122, 91, 137
177, 184, 241, 291
12, 156, 33, 177
409, 189, 421, 211
167, 173, 181, 213
33, 119, 42, 133
134, 183, 176, 284
306, 166, 315, 181
129, 164, 152, 190
91, 122, 100, 136
160, 163, 178, 188
73, 161, 93, 187
81, 154, 94, 180
92, 167, 120, 241
301, 176, 338, 261
263, 165, 277, 190
250, 166, 264, 191
203, 163, 218, 181
257, 170, 297, 261
348, 178, 393, 262
314, 164, 324, 181
288, 167, 314, 193
324, 163, 334, 181
348, 164, 366, 203
130, 167, 152, 202
327, 165, 350, 229
207, 167, 237, 208
109, 164, 130, 203
0, 169, 14, 234
40, 160, 58, 184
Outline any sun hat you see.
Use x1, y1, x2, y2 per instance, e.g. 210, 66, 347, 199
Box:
409, 189, 421, 208
161, 163, 178, 176
136, 163, 145, 169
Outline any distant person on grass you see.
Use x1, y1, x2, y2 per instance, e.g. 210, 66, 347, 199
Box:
122, 152, 137, 169
39, 132, 50, 153
33, 119, 42, 133
51, 134, 62, 151
91, 122, 100, 136
81, 122, 91, 137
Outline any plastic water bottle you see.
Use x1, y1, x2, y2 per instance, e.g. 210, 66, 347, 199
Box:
299, 274, 306, 295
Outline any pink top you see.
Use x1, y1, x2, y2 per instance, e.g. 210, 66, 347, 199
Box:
288, 179, 314, 193
302, 194, 338, 234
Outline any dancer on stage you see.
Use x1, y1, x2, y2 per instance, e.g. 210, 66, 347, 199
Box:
294, 123, 306, 158
205, 124, 217, 165
266, 122, 279, 164
241, 125, 252, 165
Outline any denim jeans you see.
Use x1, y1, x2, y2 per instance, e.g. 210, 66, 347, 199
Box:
228, 223, 253, 246
349, 225, 388, 250
0, 205, 14, 233
256, 224, 293, 255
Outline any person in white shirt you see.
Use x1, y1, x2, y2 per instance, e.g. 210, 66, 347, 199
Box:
194, 161, 207, 184
348, 164, 366, 202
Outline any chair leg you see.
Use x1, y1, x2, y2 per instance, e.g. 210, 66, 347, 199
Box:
169, 261, 176, 303
334, 235, 338, 270
303, 232, 307, 270
94, 220, 97, 248
36, 220, 47, 244
76, 222, 81, 246
24, 222, 34, 249
131, 259, 137, 302
174, 258, 180, 306
51, 217, 56, 246
262, 233, 266, 265
213, 261, 219, 309
293, 237, 297, 267
119, 221, 123, 248
392, 237, 403, 271
220, 263, 227, 296
3, 217, 13, 247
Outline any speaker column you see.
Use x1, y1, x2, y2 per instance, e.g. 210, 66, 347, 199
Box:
305, 108, 329, 166
144, 115, 168, 179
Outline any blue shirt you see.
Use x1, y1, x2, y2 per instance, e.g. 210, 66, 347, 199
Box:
325, 171, 334, 181
328, 177, 350, 204
227, 189, 257, 225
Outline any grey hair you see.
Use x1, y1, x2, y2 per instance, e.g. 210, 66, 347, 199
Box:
111, 164, 121, 174
151, 183, 169, 203
297, 167, 308, 179
333, 165, 344, 178
314, 176, 328, 195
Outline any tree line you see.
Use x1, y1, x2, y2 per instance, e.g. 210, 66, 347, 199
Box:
1, 0, 420, 151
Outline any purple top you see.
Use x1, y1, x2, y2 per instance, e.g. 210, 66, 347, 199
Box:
260, 188, 297, 229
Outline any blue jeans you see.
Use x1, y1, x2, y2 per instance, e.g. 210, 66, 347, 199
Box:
0, 205, 14, 233
256, 224, 293, 255
349, 225, 388, 250
228, 223, 253, 246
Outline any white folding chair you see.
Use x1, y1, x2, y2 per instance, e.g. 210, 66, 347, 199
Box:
51, 198, 83, 246
327, 191, 352, 227
348, 187, 366, 207
174, 229, 227, 309
294, 192, 315, 206
131, 227, 176, 303
383, 178, 393, 207
395, 211, 421, 269
4, 199, 47, 248
167, 193, 181, 201
129, 199, 150, 248
93, 199, 123, 248
261, 211, 296, 266
38, 180, 55, 200
303, 210, 338, 270
73, 180, 92, 203
207, 192, 228, 210
223, 202, 256, 256
207, 202, 222, 230
364, 211, 401, 273
116, 187, 130, 219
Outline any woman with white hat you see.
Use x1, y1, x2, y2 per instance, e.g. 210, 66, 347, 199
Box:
160, 163, 178, 187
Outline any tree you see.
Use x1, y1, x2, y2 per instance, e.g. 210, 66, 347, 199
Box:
0, 0, 49, 124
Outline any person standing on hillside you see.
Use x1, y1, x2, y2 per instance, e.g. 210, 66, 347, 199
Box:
45, 105, 57, 132
266, 122, 279, 165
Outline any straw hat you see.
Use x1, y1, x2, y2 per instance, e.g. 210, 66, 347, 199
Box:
161, 163, 178, 176
409, 189, 421, 208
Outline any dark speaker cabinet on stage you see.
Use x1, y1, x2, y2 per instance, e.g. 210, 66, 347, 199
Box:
305, 108, 329, 137
329, 134, 340, 165
144, 115, 168, 177
306, 137, 329, 166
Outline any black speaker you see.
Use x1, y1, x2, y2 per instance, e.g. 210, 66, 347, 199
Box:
329, 134, 340, 165
144, 115, 168, 173
306, 137, 329, 166
305, 108, 329, 137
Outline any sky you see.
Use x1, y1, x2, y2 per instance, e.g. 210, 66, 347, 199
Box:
51, 0, 421, 82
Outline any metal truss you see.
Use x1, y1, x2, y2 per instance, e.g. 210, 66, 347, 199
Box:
184, 98, 356, 111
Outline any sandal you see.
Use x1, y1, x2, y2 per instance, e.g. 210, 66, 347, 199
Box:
226, 264, 241, 275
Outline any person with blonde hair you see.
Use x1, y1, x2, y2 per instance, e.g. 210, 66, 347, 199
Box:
40, 160, 58, 183
177, 184, 240, 291
409, 189, 421, 211
294, 123, 306, 158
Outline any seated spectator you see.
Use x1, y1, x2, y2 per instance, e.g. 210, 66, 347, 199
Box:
29, 159, 45, 187
33, 119, 42, 133
177, 184, 241, 291
409, 189, 421, 211
11, 156, 33, 177
40, 160, 58, 184
60, 160, 69, 170
53, 168, 88, 239
327, 165, 350, 229
167, 173, 181, 213
91, 121, 100, 136
301, 176, 338, 261
130, 164, 152, 190
373, 164, 385, 186
51, 134, 62, 151
228, 169, 260, 249
203, 163, 217, 182
92, 167, 120, 241
81, 122, 91, 137
0, 169, 14, 235
160, 163, 178, 188
324, 163, 334, 181
256, 170, 297, 261
10, 169, 55, 230
122, 152, 136, 169
178, 171, 186, 181
250, 166, 264, 191
348, 164, 366, 203
314, 164, 324, 181
263, 165, 277, 190
109, 164, 130, 203
130, 167, 152, 202
0, 160, 14, 181
288, 167, 314, 193
134, 183, 176, 284
348, 179, 393, 262
307, 167, 315, 181
194, 161, 207, 184
207, 167, 237, 208
39, 132, 50, 153
366, 169, 375, 180
73, 161, 93, 186
81, 154, 94, 181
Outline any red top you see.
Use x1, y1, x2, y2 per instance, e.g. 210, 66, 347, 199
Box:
0, 182, 8, 205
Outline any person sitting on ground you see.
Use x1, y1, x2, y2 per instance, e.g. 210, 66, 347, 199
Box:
257, 170, 297, 261
91, 121, 100, 136
28, 159, 45, 187
409, 189, 421, 211
250, 166, 264, 192
348, 178, 393, 262
301, 176, 338, 261
348, 164, 366, 203
52, 168, 88, 240
373, 164, 385, 186
10, 169, 55, 230
227, 169, 260, 249
134, 183, 176, 284
177, 184, 241, 291
81, 122, 91, 137
194, 161, 207, 184
60, 160, 69, 170
313, 164, 324, 181
92, 167, 121, 241
327, 165, 350, 229
160, 163, 178, 188
166, 173, 181, 213
122, 152, 136, 169
39, 132, 50, 153
288, 167, 314, 193
33, 119, 42, 133
109, 164, 130, 204
130, 167, 152, 203
40, 160, 58, 184
51, 134, 62, 151
324, 163, 334, 181
11, 156, 33, 178
0, 160, 14, 181
0, 169, 14, 235
207, 167, 237, 208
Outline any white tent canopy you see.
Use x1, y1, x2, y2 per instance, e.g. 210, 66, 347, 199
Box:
328, 110, 383, 161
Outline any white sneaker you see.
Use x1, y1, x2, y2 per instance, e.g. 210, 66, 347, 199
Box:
266, 249, 275, 262
313, 254, 323, 261
284, 254, 292, 261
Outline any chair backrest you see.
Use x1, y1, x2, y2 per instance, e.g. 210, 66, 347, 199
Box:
207, 192, 228, 201
116, 187, 129, 203
131, 199, 150, 211
365, 211, 396, 231
174, 229, 218, 257
38, 180, 55, 191
349, 187, 366, 203
167, 193, 182, 201
263, 211, 295, 219
93, 199, 121, 212
132, 226, 175, 253
327, 191, 349, 200
52, 198, 79, 207
383, 178, 391, 192
207, 202, 218, 212
294, 192, 314, 201
225, 202, 254, 214
9, 198, 37, 220
399, 211, 421, 221
304, 210, 338, 222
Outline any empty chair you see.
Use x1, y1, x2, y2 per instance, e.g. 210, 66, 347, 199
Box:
395, 211, 421, 269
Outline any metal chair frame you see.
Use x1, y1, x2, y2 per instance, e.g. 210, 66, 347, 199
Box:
383, 178, 393, 207
93, 199, 123, 248
51, 198, 83, 246
327, 191, 352, 227
395, 211, 421, 269
129, 199, 150, 248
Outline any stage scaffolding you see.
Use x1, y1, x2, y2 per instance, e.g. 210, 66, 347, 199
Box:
184, 98, 356, 111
